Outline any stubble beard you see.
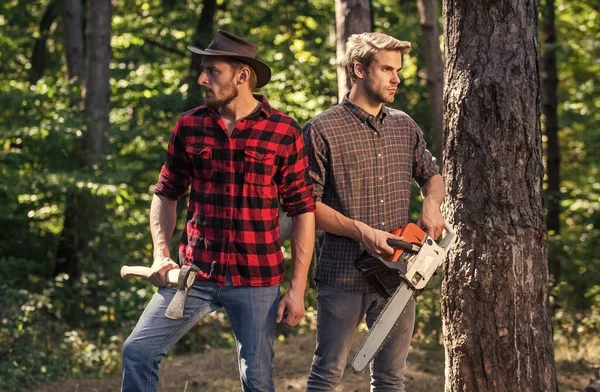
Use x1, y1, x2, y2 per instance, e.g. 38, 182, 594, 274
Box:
204, 78, 240, 109
364, 75, 395, 104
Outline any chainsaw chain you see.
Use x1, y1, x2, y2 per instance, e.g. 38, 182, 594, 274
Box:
351, 282, 415, 374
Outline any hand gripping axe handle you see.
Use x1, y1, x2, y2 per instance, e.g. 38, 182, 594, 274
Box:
120, 264, 199, 319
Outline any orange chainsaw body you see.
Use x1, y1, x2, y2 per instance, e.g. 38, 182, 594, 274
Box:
383, 223, 426, 262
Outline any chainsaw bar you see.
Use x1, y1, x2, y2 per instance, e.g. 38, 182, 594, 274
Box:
351, 283, 415, 373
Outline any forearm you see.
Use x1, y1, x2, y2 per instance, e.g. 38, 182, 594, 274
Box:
315, 201, 365, 242
421, 174, 446, 209
288, 212, 316, 291
150, 194, 178, 259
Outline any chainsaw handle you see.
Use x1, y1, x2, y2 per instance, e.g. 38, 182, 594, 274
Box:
386, 239, 421, 252
438, 222, 455, 251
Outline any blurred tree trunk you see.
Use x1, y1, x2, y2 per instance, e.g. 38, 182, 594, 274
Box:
29, 0, 58, 84
441, 0, 558, 390
334, 0, 372, 101
416, 0, 444, 166
541, 0, 560, 284
54, 0, 112, 279
185, 0, 217, 111
82, 0, 111, 164
63, 0, 85, 83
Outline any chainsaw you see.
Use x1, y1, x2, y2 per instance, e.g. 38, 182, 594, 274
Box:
352, 222, 455, 373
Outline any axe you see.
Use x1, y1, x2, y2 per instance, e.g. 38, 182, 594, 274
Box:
120, 264, 199, 320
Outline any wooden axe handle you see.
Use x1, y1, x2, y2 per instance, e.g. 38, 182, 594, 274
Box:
120, 265, 181, 285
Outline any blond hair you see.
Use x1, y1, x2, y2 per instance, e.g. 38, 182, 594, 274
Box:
344, 32, 411, 81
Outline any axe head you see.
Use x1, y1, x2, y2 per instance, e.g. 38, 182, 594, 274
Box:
165, 265, 199, 320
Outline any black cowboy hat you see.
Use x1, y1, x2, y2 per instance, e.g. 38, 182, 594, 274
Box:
188, 30, 272, 88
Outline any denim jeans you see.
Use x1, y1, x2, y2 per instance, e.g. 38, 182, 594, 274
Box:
121, 275, 280, 392
306, 282, 415, 392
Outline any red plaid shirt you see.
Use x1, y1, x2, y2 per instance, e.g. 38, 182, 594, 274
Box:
154, 95, 315, 287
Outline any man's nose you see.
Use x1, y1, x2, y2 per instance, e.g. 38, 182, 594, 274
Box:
198, 71, 208, 85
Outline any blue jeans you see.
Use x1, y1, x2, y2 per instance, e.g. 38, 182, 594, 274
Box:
121, 276, 280, 392
306, 282, 415, 392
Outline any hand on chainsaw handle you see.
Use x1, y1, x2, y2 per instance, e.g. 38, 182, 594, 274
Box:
356, 222, 403, 256
277, 287, 305, 327
417, 198, 446, 240
149, 256, 179, 287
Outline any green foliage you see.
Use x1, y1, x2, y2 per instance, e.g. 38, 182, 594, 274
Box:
546, 0, 600, 344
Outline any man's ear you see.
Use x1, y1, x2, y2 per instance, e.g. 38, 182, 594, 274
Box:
237, 68, 250, 84
354, 62, 365, 79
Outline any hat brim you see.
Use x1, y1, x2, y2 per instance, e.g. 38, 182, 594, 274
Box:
187, 46, 272, 88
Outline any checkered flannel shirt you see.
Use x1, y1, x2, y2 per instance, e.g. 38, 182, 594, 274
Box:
303, 97, 439, 292
154, 95, 315, 287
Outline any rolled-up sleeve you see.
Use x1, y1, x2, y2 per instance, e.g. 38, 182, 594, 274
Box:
411, 121, 439, 187
153, 119, 192, 200
303, 121, 328, 203
277, 122, 315, 216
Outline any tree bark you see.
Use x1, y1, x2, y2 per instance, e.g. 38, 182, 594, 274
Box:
416, 0, 444, 166
441, 0, 558, 390
29, 0, 58, 84
334, 0, 372, 102
63, 0, 85, 82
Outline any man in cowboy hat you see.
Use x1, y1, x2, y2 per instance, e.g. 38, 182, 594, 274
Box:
121, 29, 316, 392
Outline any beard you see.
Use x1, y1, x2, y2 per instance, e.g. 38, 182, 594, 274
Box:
364, 75, 396, 104
204, 78, 240, 109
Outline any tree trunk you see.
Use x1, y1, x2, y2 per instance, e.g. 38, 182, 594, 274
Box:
82, 0, 111, 165
416, 0, 444, 166
441, 0, 558, 390
541, 0, 560, 285
63, 0, 85, 82
335, 0, 372, 102
185, 0, 217, 111
29, 0, 58, 84
54, 0, 111, 279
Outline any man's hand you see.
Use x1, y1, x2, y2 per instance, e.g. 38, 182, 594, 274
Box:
417, 198, 445, 240
277, 287, 306, 326
149, 256, 179, 287
357, 222, 404, 256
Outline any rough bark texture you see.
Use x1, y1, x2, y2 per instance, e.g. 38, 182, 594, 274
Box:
417, 0, 444, 166
63, 0, 85, 82
82, 0, 111, 166
335, 0, 372, 101
541, 0, 560, 235
441, 0, 558, 391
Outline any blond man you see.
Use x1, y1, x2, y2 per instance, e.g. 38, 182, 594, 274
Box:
303, 32, 445, 391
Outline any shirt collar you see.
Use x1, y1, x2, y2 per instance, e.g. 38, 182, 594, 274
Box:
342, 94, 388, 124
205, 94, 273, 120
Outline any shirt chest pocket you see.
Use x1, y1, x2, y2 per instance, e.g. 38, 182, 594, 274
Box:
186, 145, 213, 180
244, 148, 276, 186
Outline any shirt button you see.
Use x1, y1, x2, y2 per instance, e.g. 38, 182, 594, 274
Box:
379, 177, 383, 181
225, 186, 231, 192
225, 211, 230, 217
380, 199, 384, 203
377, 153, 382, 158
381, 222, 386, 226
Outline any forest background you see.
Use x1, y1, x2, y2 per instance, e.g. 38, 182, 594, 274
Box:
0, 0, 598, 390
